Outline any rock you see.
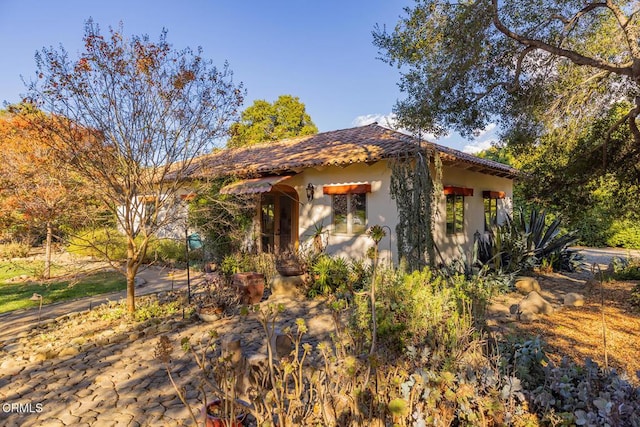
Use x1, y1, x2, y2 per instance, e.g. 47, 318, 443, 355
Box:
519, 311, 538, 323
70, 337, 86, 346
270, 274, 304, 298
515, 276, 541, 294
518, 291, 554, 320
269, 330, 293, 359
135, 276, 147, 287
29, 350, 50, 363
59, 346, 80, 357
564, 292, 585, 307
221, 335, 243, 365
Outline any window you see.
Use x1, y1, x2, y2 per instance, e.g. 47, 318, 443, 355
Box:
482, 191, 505, 231
332, 193, 366, 235
443, 186, 472, 235
446, 194, 464, 234
484, 197, 498, 231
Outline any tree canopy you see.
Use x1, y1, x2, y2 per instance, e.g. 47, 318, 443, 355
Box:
373, 1, 640, 181
0, 108, 95, 276
227, 94, 317, 148
24, 19, 244, 311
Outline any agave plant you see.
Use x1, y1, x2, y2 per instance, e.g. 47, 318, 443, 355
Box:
478, 208, 579, 273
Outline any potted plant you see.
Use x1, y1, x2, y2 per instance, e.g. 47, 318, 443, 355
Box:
202, 399, 247, 427
275, 250, 303, 276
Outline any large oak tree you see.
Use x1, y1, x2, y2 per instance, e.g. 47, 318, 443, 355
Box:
25, 20, 244, 311
374, 1, 640, 181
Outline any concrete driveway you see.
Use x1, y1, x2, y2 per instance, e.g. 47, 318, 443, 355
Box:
572, 246, 640, 270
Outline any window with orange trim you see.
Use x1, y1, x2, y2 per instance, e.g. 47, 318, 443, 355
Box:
446, 194, 464, 234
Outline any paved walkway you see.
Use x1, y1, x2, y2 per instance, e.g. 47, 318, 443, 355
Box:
0, 266, 195, 342
0, 267, 336, 426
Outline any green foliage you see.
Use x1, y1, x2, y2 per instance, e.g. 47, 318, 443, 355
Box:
227, 95, 318, 147
305, 254, 371, 297
220, 252, 255, 276
353, 266, 477, 363
67, 228, 186, 264
606, 220, 640, 249
67, 228, 128, 260
219, 252, 276, 283
188, 177, 255, 259
514, 106, 640, 248
374, 2, 639, 146
611, 257, 640, 281
478, 208, 579, 273
89, 295, 179, 322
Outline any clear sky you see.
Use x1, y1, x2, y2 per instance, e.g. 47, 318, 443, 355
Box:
0, 0, 495, 152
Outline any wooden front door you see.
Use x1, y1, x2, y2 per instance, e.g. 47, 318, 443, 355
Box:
260, 188, 298, 253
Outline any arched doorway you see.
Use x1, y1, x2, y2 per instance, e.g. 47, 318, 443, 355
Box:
259, 185, 299, 253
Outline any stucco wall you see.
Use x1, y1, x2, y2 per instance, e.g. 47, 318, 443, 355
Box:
280, 160, 513, 265
283, 161, 397, 264
433, 165, 514, 261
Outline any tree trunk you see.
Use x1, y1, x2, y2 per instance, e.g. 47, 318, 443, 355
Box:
126, 239, 139, 313
126, 262, 136, 313
44, 222, 52, 279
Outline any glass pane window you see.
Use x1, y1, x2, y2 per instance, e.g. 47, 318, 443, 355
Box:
484, 196, 498, 231
332, 195, 348, 234
332, 193, 366, 235
446, 194, 464, 234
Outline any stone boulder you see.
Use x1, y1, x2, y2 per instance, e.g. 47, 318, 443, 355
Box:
514, 276, 541, 295
563, 292, 585, 307
270, 274, 304, 298
517, 291, 554, 322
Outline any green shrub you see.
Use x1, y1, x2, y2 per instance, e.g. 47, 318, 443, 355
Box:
147, 238, 186, 264
307, 255, 367, 297
606, 219, 640, 249
611, 256, 640, 281
67, 228, 128, 260
0, 241, 31, 259
354, 266, 475, 363
68, 228, 189, 264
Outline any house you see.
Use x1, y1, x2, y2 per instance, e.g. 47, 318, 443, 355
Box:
186, 123, 517, 264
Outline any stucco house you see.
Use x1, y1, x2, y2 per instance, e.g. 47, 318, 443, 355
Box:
184, 123, 517, 264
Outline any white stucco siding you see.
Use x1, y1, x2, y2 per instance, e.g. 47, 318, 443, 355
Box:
285, 161, 397, 264
434, 166, 514, 261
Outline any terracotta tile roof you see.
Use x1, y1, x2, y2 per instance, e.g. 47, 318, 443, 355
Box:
188, 124, 518, 179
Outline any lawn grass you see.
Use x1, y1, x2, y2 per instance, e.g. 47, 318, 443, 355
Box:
0, 262, 126, 313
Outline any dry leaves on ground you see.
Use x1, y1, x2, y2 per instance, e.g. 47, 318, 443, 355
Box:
514, 275, 640, 384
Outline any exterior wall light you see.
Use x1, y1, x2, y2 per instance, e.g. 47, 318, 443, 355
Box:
306, 183, 315, 202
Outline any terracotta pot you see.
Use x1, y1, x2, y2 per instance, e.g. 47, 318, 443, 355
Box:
203, 400, 245, 427
231, 272, 265, 304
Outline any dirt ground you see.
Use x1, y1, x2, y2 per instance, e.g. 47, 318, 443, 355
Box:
487, 270, 640, 384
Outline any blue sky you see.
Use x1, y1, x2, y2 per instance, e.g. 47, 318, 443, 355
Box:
0, 0, 495, 152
